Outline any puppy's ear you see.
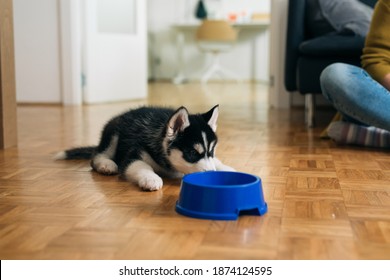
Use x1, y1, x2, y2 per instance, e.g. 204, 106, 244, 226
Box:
202, 105, 219, 132
166, 107, 190, 140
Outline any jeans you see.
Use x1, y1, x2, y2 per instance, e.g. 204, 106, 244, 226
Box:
320, 63, 390, 131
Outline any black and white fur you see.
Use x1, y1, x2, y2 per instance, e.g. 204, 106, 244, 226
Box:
55, 105, 234, 191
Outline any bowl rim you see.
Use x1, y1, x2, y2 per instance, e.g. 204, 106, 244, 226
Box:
181, 171, 260, 189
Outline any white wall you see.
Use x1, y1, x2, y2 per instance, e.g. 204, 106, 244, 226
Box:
147, 0, 271, 82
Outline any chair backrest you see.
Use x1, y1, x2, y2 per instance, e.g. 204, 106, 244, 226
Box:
196, 20, 237, 42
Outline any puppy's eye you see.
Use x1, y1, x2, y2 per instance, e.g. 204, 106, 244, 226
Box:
184, 149, 202, 163
190, 149, 200, 157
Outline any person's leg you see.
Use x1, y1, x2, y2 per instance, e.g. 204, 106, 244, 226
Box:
320, 63, 390, 131
381, 73, 390, 92
327, 121, 390, 148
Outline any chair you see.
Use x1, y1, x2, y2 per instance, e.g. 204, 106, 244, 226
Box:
284, 0, 378, 127
196, 20, 238, 84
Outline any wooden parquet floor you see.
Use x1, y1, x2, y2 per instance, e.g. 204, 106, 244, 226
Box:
1, 82, 390, 260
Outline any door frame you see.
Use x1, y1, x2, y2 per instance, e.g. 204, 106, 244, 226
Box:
0, 0, 17, 149
59, 0, 83, 105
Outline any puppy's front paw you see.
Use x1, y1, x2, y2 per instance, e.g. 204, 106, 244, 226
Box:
138, 174, 163, 191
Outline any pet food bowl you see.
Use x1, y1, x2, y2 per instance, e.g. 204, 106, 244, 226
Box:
176, 171, 267, 220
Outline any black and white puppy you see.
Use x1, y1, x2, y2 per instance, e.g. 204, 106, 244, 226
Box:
55, 105, 234, 191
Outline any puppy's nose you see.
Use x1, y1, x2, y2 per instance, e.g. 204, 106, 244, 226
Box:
200, 158, 216, 172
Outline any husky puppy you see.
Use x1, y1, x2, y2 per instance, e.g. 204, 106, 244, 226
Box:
55, 105, 234, 191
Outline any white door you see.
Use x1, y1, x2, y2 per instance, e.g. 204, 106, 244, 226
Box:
83, 0, 147, 103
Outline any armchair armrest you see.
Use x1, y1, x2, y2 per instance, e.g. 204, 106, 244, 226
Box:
284, 0, 307, 91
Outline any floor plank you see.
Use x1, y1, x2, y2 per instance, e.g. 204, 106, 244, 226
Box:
1, 82, 390, 260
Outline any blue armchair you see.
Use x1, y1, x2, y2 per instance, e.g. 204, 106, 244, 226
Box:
284, 0, 377, 127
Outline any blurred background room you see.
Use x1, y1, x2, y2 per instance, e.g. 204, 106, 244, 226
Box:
12, 0, 274, 106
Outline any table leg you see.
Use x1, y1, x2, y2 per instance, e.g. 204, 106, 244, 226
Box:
172, 30, 187, 84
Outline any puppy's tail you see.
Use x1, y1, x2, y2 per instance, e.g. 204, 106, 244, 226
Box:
54, 146, 97, 160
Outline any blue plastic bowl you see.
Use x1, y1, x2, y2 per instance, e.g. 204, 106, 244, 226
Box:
176, 171, 267, 220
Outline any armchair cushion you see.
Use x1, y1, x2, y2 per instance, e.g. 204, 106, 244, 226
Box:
307, 0, 373, 38
299, 34, 366, 57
